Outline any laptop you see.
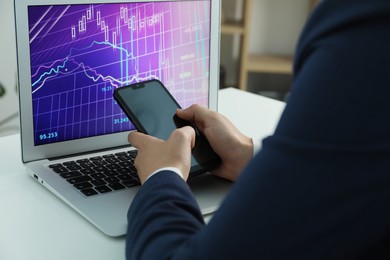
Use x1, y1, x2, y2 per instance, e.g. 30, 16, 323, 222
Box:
15, 0, 230, 237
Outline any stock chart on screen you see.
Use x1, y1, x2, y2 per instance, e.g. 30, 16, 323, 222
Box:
28, 1, 211, 146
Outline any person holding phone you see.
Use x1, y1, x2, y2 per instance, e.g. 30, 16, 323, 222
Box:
113, 80, 221, 177
126, 0, 390, 259
128, 105, 251, 184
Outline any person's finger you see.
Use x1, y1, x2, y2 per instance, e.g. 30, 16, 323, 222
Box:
128, 131, 159, 148
170, 126, 196, 149
176, 104, 208, 130
127, 132, 145, 148
177, 104, 205, 119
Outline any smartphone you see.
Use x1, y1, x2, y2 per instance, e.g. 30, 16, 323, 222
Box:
113, 79, 220, 176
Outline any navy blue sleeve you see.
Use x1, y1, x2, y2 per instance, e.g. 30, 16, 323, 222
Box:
126, 0, 390, 259
126, 171, 205, 260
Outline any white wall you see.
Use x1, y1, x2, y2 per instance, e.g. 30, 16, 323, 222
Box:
0, 0, 18, 127
249, 0, 310, 55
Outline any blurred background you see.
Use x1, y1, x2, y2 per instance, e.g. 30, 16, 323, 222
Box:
220, 0, 317, 99
0, 0, 19, 137
0, 0, 316, 137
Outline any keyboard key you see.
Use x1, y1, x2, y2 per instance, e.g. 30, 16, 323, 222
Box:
95, 185, 112, 193
119, 161, 132, 167
103, 154, 115, 159
105, 158, 120, 163
116, 168, 129, 175
117, 174, 132, 181
106, 163, 121, 170
91, 179, 106, 186
90, 156, 103, 161
60, 171, 82, 179
118, 155, 132, 162
93, 166, 107, 172
104, 176, 120, 184
67, 175, 92, 184
63, 161, 77, 166
80, 162, 94, 169
129, 173, 140, 182
80, 168, 96, 175
74, 182, 93, 190
66, 164, 82, 171
128, 150, 138, 158
92, 160, 106, 166
49, 163, 62, 168
128, 165, 137, 173
104, 170, 119, 177
122, 179, 140, 187
109, 182, 126, 190
80, 188, 98, 196
90, 173, 106, 180
52, 167, 69, 174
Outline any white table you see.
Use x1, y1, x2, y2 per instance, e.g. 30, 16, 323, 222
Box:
0, 88, 285, 260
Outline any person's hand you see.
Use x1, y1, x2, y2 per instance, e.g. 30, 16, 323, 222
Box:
128, 126, 195, 184
177, 104, 253, 181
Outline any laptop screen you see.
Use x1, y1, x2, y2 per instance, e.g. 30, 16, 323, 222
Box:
28, 1, 211, 146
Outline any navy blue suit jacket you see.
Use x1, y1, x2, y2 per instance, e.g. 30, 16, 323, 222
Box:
126, 0, 390, 259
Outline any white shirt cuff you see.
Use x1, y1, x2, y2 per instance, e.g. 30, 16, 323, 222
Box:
252, 138, 262, 157
144, 167, 184, 182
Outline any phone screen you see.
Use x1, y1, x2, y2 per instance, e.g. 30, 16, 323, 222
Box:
114, 79, 220, 176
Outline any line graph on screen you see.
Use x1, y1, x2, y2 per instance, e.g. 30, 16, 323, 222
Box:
28, 2, 211, 145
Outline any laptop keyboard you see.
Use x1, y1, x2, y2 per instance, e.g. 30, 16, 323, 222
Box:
48, 150, 140, 196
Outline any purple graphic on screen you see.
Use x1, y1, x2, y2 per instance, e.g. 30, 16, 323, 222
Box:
28, 1, 211, 146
